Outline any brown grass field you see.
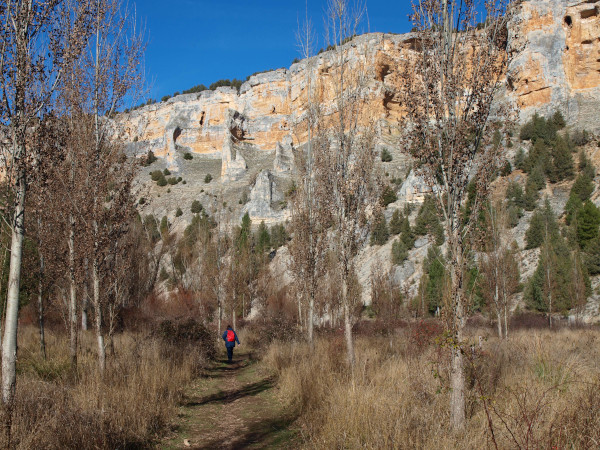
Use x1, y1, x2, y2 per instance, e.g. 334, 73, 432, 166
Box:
263, 325, 600, 449
2, 322, 600, 448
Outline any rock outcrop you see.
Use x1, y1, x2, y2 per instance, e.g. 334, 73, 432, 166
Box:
273, 134, 294, 173
242, 169, 289, 224
220, 110, 248, 181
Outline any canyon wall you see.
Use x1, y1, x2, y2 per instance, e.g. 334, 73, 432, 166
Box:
115, 0, 600, 167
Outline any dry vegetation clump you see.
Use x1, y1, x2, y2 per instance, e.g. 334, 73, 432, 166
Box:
1, 325, 213, 449
263, 328, 600, 448
244, 314, 302, 354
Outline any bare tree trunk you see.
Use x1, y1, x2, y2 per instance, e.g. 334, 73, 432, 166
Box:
2, 166, 26, 405
297, 292, 303, 331
232, 306, 236, 331
38, 253, 46, 360
217, 285, 222, 338
68, 213, 78, 369
449, 242, 466, 430
308, 292, 315, 346
93, 256, 105, 374
341, 277, 355, 367
504, 305, 509, 339
82, 259, 88, 331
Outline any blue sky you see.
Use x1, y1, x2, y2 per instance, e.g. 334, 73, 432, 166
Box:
134, 1, 414, 103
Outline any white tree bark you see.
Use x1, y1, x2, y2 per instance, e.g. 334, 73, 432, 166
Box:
2, 168, 26, 404
69, 212, 78, 368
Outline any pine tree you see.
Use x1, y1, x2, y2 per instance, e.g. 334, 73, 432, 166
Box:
523, 179, 539, 211
514, 147, 526, 171
423, 246, 446, 315
370, 210, 389, 246
389, 210, 402, 235
564, 193, 583, 226
579, 150, 595, 179
391, 239, 408, 265
525, 232, 577, 314
400, 215, 416, 248
550, 136, 574, 182
576, 201, 600, 249
525, 200, 558, 249
552, 110, 566, 129
529, 162, 547, 191
256, 221, 271, 253
571, 174, 594, 203
584, 237, 600, 275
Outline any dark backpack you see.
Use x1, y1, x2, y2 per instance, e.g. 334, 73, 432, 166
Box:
226, 329, 235, 342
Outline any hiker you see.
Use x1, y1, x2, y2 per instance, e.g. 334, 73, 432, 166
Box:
222, 325, 240, 363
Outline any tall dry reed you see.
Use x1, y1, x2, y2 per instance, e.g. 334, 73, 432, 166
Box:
1, 325, 210, 449
263, 327, 600, 448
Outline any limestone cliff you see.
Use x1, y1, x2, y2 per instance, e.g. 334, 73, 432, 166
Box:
116, 0, 600, 168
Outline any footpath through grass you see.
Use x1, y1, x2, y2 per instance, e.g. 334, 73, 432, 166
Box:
160, 348, 299, 449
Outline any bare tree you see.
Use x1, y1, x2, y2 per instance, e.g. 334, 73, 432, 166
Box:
399, 0, 514, 429
317, 0, 379, 367
0, 0, 95, 405
480, 203, 519, 339
289, 6, 329, 345
86, 0, 145, 374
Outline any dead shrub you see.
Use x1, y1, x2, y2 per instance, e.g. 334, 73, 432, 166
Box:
245, 314, 301, 354
154, 318, 217, 367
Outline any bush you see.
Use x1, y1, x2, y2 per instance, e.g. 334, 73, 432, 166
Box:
175, 208, 183, 217
370, 211, 389, 246
245, 315, 300, 353
389, 210, 402, 235
204, 173, 213, 183
514, 148, 526, 171
138, 197, 146, 205
183, 152, 193, 160
156, 176, 167, 187
391, 239, 408, 265
552, 110, 566, 129
571, 174, 594, 202
144, 150, 157, 166
571, 129, 590, 147
381, 148, 393, 162
380, 186, 397, 207
549, 136, 574, 182
150, 170, 163, 181
191, 200, 203, 214
500, 160, 512, 176
525, 200, 558, 249
167, 177, 178, 185
155, 318, 217, 362
163, 168, 171, 176
519, 112, 557, 144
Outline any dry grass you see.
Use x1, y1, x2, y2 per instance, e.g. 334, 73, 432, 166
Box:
263, 327, 600, 449
1, 325, 211, 449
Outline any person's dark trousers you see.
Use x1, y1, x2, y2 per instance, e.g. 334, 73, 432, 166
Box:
227, 346, 233, 362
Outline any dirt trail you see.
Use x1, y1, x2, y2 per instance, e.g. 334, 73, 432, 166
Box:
160, 349, 298, 449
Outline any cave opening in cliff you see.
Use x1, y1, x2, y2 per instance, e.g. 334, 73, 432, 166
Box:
564, 15, 572, 27
173, 127, 182, 143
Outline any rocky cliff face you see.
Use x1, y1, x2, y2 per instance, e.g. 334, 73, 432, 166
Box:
116, 0, 600, 171
127, 0, 600, 320
508, 0, 600, 128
